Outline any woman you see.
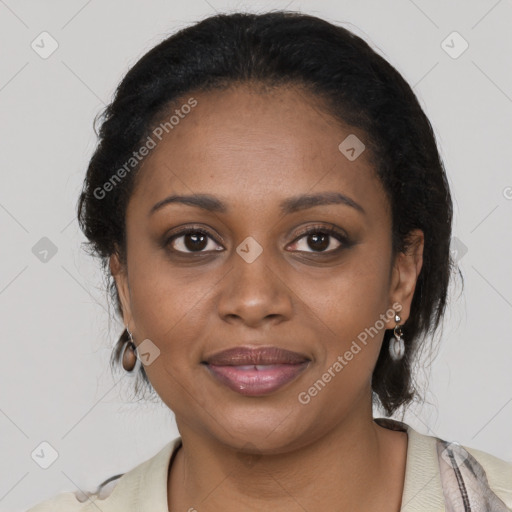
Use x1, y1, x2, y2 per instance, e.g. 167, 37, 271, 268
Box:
27, 10, 511, 512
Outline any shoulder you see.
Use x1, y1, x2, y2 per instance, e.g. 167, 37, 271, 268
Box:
375, 417, 512, 511
25, 475, 129, 512
25, 438, 182, 512
25, 491, 87, 512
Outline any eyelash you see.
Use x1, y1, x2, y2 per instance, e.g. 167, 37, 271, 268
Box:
164, 224, 351, 255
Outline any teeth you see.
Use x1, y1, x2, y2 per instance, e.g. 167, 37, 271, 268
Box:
234, 365, 277, 370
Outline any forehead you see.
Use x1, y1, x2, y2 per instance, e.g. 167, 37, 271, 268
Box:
130, 84, 386, 215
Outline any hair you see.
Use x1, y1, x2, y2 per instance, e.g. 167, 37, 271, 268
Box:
77, 10, 457, 416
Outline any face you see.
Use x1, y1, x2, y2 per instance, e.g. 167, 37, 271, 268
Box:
111, 84, 423, 453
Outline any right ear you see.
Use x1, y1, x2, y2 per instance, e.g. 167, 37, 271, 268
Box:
109, 252, 134, 331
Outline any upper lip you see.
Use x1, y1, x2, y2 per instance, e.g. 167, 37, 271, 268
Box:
203, 346, 310, 366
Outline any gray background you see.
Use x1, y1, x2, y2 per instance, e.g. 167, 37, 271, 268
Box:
1, 0, 511, 510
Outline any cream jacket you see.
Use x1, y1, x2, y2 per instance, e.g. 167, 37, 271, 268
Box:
26, 418, 512, 511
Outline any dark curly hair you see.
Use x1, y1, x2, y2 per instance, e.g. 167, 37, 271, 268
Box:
77, 10, 456, 416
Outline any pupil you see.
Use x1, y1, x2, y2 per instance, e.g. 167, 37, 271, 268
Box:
308, 233, 329, 251
185, 232, 207, 251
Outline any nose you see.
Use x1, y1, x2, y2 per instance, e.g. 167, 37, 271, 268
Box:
216, 241, 294, 329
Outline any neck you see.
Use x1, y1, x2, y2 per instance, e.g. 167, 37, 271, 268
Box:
168, 407, 407, 512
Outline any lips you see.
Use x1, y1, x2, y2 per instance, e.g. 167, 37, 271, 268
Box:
203, 346, 311, 396
204, 346, 309, 366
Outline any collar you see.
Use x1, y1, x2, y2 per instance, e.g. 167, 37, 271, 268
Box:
374, 417, 445, 511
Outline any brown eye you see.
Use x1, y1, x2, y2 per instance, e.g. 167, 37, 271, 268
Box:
304, 232, 332, 252
288, 225, 350, 253
167, 229, 223, 254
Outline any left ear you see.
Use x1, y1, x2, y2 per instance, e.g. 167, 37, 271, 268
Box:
386, 229, 424, 327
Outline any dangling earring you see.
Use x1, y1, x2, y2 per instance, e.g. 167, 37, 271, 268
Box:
121, 327, 140, 373
389, 313, 405, 361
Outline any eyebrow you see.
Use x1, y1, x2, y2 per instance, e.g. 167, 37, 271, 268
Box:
149, 191, 365, 216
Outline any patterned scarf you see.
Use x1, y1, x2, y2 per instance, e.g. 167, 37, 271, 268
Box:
436, 439, 509, 511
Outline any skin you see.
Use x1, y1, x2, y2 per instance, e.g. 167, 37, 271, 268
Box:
110, 83, 424, 512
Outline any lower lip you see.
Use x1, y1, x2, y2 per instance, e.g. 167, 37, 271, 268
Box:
205, 362, 310, 396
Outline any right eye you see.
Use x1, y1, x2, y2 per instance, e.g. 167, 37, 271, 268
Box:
166, 228, 224, 254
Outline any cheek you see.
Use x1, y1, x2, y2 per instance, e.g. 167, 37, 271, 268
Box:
124, 244, 202, 354
130, 272, 206, 354
305, 246, 393, 381
295, 275, 391, 420
311, 248, 391, 336
127, 265, 208, 407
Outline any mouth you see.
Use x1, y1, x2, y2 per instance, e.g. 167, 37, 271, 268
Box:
202, 346, 311, 396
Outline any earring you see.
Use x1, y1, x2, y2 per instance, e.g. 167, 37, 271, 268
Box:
389, 313, 405, 361
121, 327, 140, 373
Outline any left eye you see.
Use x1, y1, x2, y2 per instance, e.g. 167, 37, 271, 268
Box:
289, 228, 347, 253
